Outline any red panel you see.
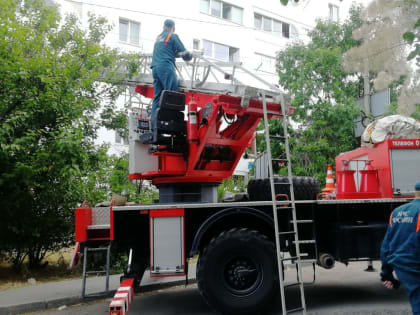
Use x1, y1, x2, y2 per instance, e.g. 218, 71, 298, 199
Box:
132, 85, 292, 185
110, 206, 114, 241
75, 208, 92, 242
149, 209, 184, 217
388, 138, 420, 149
335, 139, 420, 199
135, 85, 154, 98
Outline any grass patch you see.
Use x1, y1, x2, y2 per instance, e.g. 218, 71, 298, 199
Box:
0, 248, 81, 290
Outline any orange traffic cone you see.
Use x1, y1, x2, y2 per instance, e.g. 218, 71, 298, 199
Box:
322, 164, 336, 193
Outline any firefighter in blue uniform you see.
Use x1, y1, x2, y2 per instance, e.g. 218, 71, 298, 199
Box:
150, 19, 192, 131
380, 180, 420, 315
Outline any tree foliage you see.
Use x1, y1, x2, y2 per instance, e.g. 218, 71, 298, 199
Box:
0, 0, 139, 268
343, 0, 420, 116
268, 5, 364, 181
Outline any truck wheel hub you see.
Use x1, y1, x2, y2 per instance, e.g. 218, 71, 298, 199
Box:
223, 257, 261, 294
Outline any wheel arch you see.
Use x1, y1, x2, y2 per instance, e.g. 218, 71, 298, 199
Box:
189, 207, 274, 257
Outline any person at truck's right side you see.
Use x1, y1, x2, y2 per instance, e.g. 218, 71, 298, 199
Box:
150, 19, 192, 132
380, 180, 420, 315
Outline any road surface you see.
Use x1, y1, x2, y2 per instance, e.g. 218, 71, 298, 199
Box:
39, 262, 412, 315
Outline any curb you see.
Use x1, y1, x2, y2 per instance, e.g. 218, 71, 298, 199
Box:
0, 279, 196, 315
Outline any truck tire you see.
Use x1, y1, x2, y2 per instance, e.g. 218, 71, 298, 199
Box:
247, 176, 320, 201
197, 228, 278, 315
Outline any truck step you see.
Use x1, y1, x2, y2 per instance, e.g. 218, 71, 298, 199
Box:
284, 281, 303, 288
286, 307, 305, 314
292, 220, 314, 224
278, 231, 296, 236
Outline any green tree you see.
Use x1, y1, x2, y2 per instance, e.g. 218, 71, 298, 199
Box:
343, 0, 420, 117
0, 0, 139, 268
269, 5, 364, 181
87, 153, 158, 204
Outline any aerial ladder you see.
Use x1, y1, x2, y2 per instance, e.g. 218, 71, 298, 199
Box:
79, 52, 314, 314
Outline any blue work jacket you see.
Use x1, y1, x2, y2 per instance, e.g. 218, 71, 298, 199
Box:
151, 30, 186, 68
381, 199, 420, 276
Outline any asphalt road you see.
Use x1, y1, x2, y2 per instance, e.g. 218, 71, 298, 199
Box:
40, 262, 412, 315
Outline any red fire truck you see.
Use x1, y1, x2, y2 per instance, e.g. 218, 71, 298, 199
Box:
74, 56, 420, 315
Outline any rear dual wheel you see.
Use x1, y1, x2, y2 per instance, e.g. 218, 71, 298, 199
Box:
197, 228, 278, 315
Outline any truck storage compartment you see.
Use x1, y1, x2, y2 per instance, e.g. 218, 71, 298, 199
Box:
150, 209, 185, 276
390, 148, 420, 195
333, 223, 387, 261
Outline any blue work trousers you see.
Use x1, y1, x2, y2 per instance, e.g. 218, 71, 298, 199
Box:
394, 267, 420, 315
151, 65, 178, 130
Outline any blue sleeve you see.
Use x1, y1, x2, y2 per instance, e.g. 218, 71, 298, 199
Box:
380, 225, 394, 278
171, 34, 186, 54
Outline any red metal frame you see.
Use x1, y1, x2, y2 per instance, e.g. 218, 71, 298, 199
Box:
75, 207, 92, 242
75, 204, 114, 242
149, 209, 186, 278
131, 85, 291, 185
335, 139, 420, 199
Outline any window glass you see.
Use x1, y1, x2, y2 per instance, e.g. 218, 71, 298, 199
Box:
214, 42, 229, 61
273, 20, 282, 35
203, 40, 212, 57
290, 24, 299, 39
200, 0, 210, 13
282, 22, 290, 38
229, 47, 240, 62
263, 17, 272, 32
254, 14, 262, 29
329, 4, 339, 22
256, 53, 275, 73
211, 0, 222, 17
130, 21, 140, 45
222, 3, 232, 20
119, 19, 128, 42
193, 39, 200, 50
231, 6, 243, 24
115, 131, 121, 144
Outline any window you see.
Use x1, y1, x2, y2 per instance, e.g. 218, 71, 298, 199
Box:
119, 18, 140, 46
115, 132, 128, 145
329, 4, 339, 22
115, 131, 121, 144
200, 0, 243, 24
255, 53, 276, 73
203, 39, 239, 62
193, 39, 200, 50
254, 13, 292, 39
254, 14, 262, 29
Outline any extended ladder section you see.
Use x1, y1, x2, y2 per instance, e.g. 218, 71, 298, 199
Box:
261, 92, 316, 314
81, 244, 111, 298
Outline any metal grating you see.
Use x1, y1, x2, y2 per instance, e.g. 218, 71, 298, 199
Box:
91, 207, 111, 226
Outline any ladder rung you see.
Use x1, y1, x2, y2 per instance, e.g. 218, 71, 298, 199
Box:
301, 259, 317, 264
278, 231, 296, 236
274, 182, 291, 185
86, 270, 106, 274
272, 158, 288, 162
270, 135, 286, 139
281, 256, 299, 261
293, 220, 314, 223
295, 241, 316, 246
284, 282, 303, 288
287, 307, 305, 314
